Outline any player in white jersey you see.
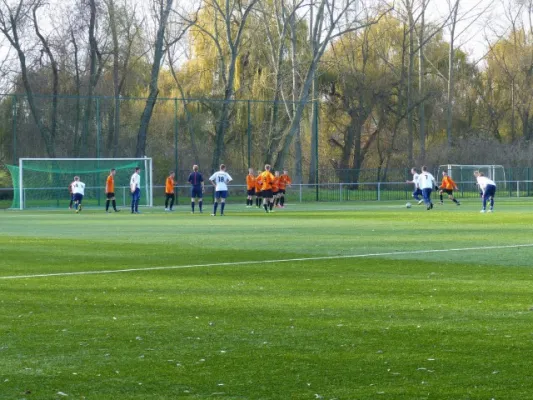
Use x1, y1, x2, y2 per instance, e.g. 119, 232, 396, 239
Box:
406, 167, 423, 205
130, 167, 141, 214
209, 164, 233, 216
71, 176, 86, 213
418, 166, 436, 210
474, 171, 497, 213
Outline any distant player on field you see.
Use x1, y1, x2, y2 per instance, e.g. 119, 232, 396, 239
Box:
278, 169, 292, 208
164, 171, 176, 212
72, 176, 85, 214
255, 170, 263, 208
188, 165, 204, 213
68, 179, 75, 209
246, 168, 255, 208
272, 171, 280, 208
474, 171, 497, 213
406, 167, 423, 205
259, 165, 275, 213
130, 167, 141, 214
438, 171, 460, 206
209, 164, 232, 216
419, 166, 436, 210
105, 168, 120, 213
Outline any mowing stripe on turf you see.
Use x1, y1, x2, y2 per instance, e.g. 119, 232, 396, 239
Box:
1, 243, 533, 280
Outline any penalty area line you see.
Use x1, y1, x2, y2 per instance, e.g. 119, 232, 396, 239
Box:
2, 243, 533, 281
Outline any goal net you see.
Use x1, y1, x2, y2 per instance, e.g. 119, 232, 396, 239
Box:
437, 164, 506, 190
6, 158, 153, 210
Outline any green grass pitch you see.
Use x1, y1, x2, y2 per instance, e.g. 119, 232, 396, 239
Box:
2, 199, 533, 399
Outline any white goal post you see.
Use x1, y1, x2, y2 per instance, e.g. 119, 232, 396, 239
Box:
17, 157, 153, 210
437, 164, 506, 186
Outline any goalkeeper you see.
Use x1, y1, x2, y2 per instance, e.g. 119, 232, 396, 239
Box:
438, 171, 460, 206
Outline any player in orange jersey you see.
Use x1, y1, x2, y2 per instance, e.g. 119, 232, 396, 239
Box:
438, 171, 460, 206
272, 171, 280, 208
245, 168, 256, 207
278, 169, 292, 208
105, 168, 120, 212
259, 164, 275, 213
165, 171, 176, 211
255, 170, 263, 208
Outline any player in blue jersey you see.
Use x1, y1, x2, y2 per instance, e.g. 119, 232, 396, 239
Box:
209, 164, 233, 216
188, 165, 204, 213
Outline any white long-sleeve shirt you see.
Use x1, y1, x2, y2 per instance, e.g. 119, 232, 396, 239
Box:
130, 172, 140, 190
477, 176, 496, 191
418, 172, 436, 190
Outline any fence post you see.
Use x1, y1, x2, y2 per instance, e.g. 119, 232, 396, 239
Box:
517, 181, 519, 198
299, 184, 302, 203
247, 100, 251, 169
123, 186, 126, 207
314, 100, 319, 202
377, 182, 381, 201
12, 94, 17, 165
174, 98, 179, 205
339, 183, 342, 202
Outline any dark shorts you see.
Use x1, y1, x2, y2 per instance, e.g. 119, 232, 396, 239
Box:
273, 190, 279, 196
247, 189, 255, 196
256, 190, 262, 197
440, 189, 453, 195
215, 190, 228, 199
131, 188, 141, 201
106, 192, 115, 199
484, 185, 496, 198
279, 189, 286, 195
166, 193, 175, 198
73, 193, 83, 203
262, 189, 273, 199
191, 186, 203, 198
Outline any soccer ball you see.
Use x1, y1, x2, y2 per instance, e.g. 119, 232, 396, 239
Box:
406, 202, 412, 208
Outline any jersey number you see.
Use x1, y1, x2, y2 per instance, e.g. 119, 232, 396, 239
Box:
218, 176, 225, 183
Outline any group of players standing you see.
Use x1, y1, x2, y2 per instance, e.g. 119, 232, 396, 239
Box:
68, 164, 292, 215
407, 166, 497, 212
246, 166, 292, 213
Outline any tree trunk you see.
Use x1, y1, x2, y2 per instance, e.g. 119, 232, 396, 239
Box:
446, 0, 459, 150
407, 0, 415, 165
136, 0, 173, 158
418, 0, 426, 163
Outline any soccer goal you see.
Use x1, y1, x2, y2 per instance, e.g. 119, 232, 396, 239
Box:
437, 164, 506, 188
6, 157, 153, 210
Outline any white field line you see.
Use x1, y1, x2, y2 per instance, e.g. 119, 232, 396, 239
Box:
1, 243, 532, 281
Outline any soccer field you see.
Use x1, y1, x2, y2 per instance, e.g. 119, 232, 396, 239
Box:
1, 200, 533, 399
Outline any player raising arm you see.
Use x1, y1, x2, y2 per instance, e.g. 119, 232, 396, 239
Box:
439, 171, 460, 206
406, 167, 423, 205
209, 164, 232, 216
68, 179, 75, 209
474, 171, 497, 213
72, 176, 85, 213
188, 165, 204, 213
105, 169, 120, 212
418, 166, 436, 210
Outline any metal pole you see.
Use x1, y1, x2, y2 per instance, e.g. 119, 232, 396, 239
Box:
174, 98, 179, 205
96, 97, 101, 206
12, 95, 17, 165
314, 100, 319, 202
247, 100, 251, 168
19, 158, 23, 210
